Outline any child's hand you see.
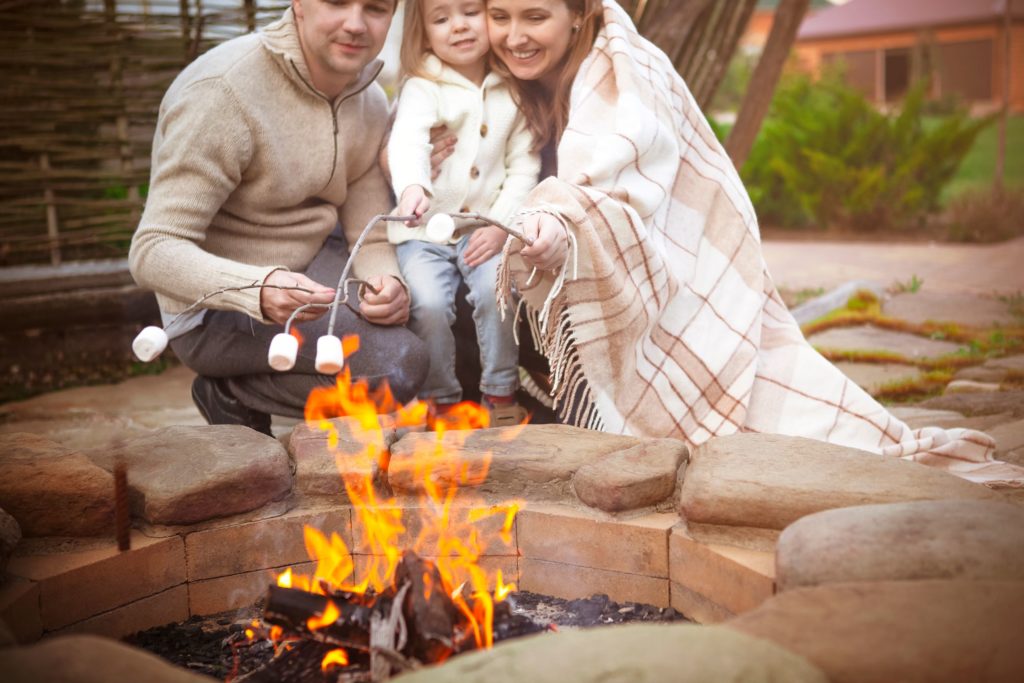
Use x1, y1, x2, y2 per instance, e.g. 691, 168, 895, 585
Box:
463, 225, 507, 267
398, 185, 430, 226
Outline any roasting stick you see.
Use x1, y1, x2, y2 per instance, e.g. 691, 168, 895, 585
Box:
132, 212, 528, 375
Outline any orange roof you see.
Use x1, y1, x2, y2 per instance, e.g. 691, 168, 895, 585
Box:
798, 0, 1024, 41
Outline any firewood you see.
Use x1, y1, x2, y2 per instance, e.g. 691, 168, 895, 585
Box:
394, 552, 456, 663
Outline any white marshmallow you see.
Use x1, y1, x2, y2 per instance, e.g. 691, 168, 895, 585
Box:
425, 213, 456, 242
132, 326, 168, 362
268, 333, 299, 371
315, 335, 344, 374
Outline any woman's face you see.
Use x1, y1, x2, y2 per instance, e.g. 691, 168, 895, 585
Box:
487, 0, 578, 86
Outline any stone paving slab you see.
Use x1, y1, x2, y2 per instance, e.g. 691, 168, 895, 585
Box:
808, 325, 964, 358
832, 361, 923, 393
883, 290, 1019, 328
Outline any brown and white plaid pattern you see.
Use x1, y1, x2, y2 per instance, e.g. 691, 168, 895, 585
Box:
500, 1, 1023, 488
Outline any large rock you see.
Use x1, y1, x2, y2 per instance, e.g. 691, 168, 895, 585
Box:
0, 507, 20, 576
288, 415, 409, 499
728, 580, 1024, 683
679, 433, 1001, 531
775, 500, 1024, 591
389, 425, 656, 503
89, 426, 291, 526
990, 419, 1024, 466
572, 440, 688, 512
0, 433, 114, 536
394, 623, 827, 683
0, 634, 215, 682
919, 389, 1024, 418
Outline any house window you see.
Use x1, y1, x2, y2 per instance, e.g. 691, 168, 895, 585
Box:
937, 39, 993, 102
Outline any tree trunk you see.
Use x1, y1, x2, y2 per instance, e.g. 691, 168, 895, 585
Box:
725, 0, 811, 170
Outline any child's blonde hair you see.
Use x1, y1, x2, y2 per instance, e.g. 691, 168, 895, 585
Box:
398, 0, 434, 81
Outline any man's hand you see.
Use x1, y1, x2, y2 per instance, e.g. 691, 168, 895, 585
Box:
517, 213, 568, 271
359, 275, 410, 326
462, 225, 507, 267
398, 185, 430, 227
260, 270, 336, 325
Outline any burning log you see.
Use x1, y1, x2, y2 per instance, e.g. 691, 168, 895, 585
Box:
255, 551, 548, 682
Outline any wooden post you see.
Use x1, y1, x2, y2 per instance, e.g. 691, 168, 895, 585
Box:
995, 0, 1012, 194
40, 154, 61, 266
725, 0, 811, 169
244, 0, 257, 33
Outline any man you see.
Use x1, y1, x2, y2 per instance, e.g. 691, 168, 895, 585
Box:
130, 0, 427, 435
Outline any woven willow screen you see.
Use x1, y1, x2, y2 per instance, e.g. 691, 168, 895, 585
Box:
0, 0, 287, 267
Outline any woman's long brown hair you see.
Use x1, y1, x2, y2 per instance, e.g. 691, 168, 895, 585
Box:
490, 0, 603, 152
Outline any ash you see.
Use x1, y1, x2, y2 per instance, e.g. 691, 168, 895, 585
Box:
124, 592, 687, 679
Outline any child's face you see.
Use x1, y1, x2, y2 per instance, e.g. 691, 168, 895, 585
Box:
422, 0, 490, 79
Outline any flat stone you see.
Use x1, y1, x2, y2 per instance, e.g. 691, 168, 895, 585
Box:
832, 361, 922, 393
88, 426, 291, 526
919, 389, 1024, 418
287, 416, 406, 499
884, 290, 1017, 327
789, 280, 887, 325
944, 379, 1001, 394
728, 580, 1024, 683
888, 406, 965, 429
389, 425, 650, 504
572, 440, 688, 512
0, 507, 20, 576
990, 419, 1024, 466
396, 623, 827, 683
679, 433, 1002, 531
775, 500, 1024, 591
0, 433, 114, 537
808, 325, 963, 358
0, 634, 215, 683
954, 355, 1024, 384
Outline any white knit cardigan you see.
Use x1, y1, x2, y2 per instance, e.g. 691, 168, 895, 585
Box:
386, 54, 539, 245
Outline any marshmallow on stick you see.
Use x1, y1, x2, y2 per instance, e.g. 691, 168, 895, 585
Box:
268, 333, 299, 371
315, 335, 344, 374
425, 213, 456, 242
132, 326, 169, 362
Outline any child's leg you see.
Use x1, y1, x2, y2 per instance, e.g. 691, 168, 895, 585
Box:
396, 240, 463, 404
457, 246, 518, 401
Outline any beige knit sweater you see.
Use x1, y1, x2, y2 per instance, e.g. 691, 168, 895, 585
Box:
129, 8, 400, 323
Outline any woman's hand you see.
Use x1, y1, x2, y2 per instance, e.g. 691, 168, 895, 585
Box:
397, 185, 430, 226
517, 213, 568, 271
462, 225, 507, 267
428, 125, 457, 180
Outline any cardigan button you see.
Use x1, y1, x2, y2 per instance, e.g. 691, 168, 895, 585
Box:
470, 166, 480, 179
480, 124, 488, 137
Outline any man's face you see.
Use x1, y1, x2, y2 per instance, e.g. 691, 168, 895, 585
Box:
292, 0, 395, 97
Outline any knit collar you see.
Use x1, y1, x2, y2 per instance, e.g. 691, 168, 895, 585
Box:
259, 7, 384, 100
421, 52, 503, 90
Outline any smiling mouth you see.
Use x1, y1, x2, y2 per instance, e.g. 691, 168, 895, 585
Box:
508, 48, 540, 60
453, 38, 476, 48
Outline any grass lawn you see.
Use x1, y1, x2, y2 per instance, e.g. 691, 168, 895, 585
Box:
942, 114, 1024, 202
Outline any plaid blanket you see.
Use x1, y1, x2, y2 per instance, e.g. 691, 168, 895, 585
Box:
499, 0, 1023, 488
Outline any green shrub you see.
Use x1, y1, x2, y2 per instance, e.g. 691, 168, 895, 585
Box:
742, 68, 992, 232
943, 187, 1024, 243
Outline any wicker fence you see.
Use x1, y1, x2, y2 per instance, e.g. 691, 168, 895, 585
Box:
0, 0, 288, 267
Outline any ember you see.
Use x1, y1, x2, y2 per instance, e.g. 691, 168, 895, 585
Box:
235, 336, 531, 681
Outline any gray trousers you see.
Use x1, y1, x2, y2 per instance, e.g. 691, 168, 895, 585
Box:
170, 227, 429, 418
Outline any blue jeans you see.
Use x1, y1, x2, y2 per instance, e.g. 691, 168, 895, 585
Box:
397, 237, 518, 403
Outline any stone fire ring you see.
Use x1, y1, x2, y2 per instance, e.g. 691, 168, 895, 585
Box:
1, 420, 1023, 681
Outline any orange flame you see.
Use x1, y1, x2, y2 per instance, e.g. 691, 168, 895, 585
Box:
289, 326, 304, 346
307, 600, 340, 631
277, 334, 526, 668
321, 648, 349, 671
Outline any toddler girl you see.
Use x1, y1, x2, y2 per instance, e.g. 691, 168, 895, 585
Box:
387, 0, 540, 425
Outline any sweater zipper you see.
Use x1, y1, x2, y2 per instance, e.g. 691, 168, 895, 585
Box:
289, 60, 384, 189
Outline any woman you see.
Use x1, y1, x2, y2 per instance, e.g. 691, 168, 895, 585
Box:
487, 0, 1022, 487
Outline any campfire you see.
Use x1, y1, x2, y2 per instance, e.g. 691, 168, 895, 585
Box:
234, 335, 538, 682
